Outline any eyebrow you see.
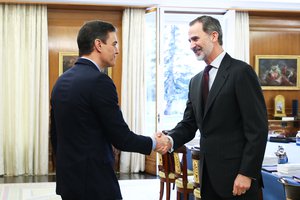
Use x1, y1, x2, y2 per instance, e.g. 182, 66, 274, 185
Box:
189, 36, 199, 42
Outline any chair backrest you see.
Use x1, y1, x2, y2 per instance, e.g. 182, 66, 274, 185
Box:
278, 178, 300, 200
158, 153, 164, 171
191, 147, 200, 187
173, 146, 188, 186
158, 152, 175, 176
262, 170, 285, 200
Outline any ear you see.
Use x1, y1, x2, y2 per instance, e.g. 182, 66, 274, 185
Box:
211, 31, 219, 43
94, 39, 102, 52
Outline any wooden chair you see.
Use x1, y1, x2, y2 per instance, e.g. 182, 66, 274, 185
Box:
173, 146, 194, 200
186, 149, 195, 177
158, 152, 176, 200
278, 177, 300, 200
191, 147, 201, 200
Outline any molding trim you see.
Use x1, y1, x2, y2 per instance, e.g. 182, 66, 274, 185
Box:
2, 0, 300, 12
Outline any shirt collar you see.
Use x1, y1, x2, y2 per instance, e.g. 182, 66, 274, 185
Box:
81, 57, 104, 72
210, 51, 226, 69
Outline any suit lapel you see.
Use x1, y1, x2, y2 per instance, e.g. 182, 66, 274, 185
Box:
203, 54, 231, 118
197, 72, 205, 121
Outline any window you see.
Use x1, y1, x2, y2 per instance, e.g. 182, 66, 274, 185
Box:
145, 8, 227, 134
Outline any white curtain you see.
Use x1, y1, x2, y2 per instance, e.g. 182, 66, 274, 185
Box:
120, 8, 146, 173
223, 10, 236, 58
223, 10, 249, 63
235, 11, 250, 63
0, 4, 49, 176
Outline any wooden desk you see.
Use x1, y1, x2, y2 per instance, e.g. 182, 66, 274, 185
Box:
268, 119, 300, 137
262, 141, 300, 200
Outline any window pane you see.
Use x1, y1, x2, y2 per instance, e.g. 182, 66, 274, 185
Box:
160, 13, 223, 130
145, 11, 226, 133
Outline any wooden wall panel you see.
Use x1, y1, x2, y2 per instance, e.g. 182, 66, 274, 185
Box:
48, 8, 123, 99
249, 14, 300, 118
48, 7, 123, 172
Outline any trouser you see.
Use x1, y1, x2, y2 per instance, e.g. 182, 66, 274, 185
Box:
201, 161, 260, 200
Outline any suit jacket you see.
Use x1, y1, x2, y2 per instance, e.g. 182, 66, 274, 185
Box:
50, 58, 152, 200
168, 53, 268, 198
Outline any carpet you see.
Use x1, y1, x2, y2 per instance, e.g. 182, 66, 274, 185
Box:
0, 179, 176, 200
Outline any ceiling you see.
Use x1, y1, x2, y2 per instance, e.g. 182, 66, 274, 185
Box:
5, 0, 300, 12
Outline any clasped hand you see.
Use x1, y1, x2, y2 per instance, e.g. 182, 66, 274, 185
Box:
153, 132, 172, 154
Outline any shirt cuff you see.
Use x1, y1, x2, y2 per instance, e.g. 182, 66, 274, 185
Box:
167, 136, 174, 152
151, 136, 156, 150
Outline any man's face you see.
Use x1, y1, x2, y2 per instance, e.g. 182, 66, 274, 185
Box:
100, 32, 119, 67
188, 22, 214, 62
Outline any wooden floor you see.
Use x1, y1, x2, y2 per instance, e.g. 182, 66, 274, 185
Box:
0, 172, 157, 184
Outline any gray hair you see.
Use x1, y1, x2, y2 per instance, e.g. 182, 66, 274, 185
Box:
189, 15, 223, 45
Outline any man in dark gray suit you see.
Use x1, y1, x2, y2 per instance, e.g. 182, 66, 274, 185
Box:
159, 16, 268, 200
50, 20, 168, 200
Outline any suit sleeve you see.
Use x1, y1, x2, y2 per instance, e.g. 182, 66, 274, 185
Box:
235, 65, 268, 178
91, 74, 152, 155
50, 102, 57, 156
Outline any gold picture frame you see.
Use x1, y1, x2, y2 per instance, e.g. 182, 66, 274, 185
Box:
274, 95, 286, 118
59, 52, 78, 75
58, 52, 112, 77
255, 55, 300, 90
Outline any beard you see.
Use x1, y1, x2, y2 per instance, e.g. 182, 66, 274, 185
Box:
196, 54, 205, 61
194, 42, 213, 62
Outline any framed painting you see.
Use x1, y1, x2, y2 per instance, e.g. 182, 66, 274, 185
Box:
255, 55, 300, 90
59, 52, 78, 75
58, 51, 112, 77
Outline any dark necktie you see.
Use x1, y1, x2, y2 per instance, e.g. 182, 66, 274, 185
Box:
202, 65, 213, 106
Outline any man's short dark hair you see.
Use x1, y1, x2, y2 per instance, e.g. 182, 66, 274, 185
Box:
189, 15, 223, 46
77, 20, 116, 56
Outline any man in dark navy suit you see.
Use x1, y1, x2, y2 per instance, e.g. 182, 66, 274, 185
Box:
50, 20, 168, 200
158, 16, 268, 200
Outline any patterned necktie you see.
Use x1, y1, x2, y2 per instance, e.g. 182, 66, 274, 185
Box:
202, 65, 213, 106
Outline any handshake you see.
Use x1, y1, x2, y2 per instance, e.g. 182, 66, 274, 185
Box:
153, 131, 172, 154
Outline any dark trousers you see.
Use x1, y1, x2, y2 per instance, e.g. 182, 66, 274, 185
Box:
61, 197, 73, 200
201, 161, 260, 200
